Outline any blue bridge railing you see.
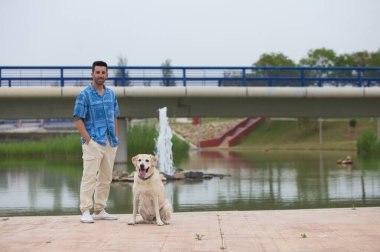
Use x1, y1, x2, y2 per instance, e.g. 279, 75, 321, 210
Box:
1, 66, 380, 87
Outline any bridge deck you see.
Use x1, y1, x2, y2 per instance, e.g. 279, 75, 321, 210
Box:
1, 86, 380, 118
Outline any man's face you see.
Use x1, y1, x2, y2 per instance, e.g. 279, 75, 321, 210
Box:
92, 66, 108, 86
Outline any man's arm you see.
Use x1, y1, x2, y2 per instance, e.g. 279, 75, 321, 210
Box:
74, 117, 91, 144
114, 117, 119, 137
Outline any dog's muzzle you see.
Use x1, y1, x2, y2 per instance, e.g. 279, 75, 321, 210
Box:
138, 164, 150, 178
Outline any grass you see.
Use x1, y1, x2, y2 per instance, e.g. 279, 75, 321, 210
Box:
1, 117, 378, 160
0, 135, 81, 159
0, 123, 190, 165
127, 123, 158, 158
236, 118, 378, 150
127, 123, 190, 166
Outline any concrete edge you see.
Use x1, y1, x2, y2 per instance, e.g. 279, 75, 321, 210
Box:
185, 86, 247, 97
0, 87, 62, 98
306, 86, 365, 98
247, 87, 307, 98
124, 86, 186, 97
1, 86, 380, 98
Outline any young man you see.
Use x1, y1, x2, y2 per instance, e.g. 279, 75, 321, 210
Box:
73, 61, 120, 223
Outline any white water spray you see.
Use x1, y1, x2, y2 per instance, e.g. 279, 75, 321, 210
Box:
155, 107, 175, 175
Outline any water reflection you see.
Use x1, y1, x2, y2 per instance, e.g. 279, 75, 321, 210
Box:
0, 160, 81, 216
172, 150, 380, 211
0, 150, 380, 217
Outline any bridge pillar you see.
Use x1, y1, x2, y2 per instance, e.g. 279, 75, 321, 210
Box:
115, 118, 128, 164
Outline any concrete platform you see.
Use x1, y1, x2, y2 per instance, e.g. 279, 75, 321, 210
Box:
1, 208, 380, 252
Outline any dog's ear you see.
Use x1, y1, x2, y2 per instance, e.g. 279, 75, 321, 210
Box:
151, 155, 158, 167
132, 155, 139, 167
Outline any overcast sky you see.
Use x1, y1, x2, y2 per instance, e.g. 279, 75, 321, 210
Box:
1, 0, 379, 66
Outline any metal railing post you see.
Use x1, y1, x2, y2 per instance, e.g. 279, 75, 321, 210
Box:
60, 68, 64, 87
121, 67, 126, 86
300, 69, 305, 87
357, 69, 363, 87
242, 68, 247, 86
182, 68, 186, 87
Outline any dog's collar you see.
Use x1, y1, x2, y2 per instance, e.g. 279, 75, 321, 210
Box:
138, 172, 154, 181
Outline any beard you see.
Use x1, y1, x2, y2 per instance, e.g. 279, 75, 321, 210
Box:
94, 77, 105, 85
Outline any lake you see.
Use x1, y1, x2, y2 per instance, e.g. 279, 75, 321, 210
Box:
1, 150, 380, 217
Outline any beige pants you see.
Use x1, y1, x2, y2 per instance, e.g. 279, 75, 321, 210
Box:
80, 139, 118, 213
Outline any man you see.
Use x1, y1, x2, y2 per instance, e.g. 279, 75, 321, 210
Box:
73, 61, 120, 223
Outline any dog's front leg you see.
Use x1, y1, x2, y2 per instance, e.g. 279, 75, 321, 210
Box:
128, 192, 139, 225
153, 196, 164, 226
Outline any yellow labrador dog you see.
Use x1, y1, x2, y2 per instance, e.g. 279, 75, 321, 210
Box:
128, 154, 172, 226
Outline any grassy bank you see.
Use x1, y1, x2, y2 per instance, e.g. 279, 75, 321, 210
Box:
1, 118, 378, 160
236, 118, 378, 150
0, 123, 190, 163
0, 135, 81, 159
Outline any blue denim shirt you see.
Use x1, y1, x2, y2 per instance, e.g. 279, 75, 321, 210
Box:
73, 84, 120, 147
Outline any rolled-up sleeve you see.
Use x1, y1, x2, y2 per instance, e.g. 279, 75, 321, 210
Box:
73, 92, 87, 119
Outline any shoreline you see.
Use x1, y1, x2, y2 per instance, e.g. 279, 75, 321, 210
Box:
195, 146, 357, 152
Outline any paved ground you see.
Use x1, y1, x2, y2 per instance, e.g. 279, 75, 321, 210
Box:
1, 208, 380, 252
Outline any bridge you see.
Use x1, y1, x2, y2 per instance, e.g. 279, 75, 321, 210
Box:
1, 65, 380, 118
1, 65, 380, 162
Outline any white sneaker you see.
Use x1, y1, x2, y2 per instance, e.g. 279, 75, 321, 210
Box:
93, 209, 118, 220
80, 210, 94, 223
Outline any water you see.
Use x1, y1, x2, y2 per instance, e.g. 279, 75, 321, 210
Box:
1, 150, 380, 217
155, 107, 175, 175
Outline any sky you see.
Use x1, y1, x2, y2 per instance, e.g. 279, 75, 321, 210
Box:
1, 0, 379, 66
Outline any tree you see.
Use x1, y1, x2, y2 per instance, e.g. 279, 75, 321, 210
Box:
116, 55, 130, 86
161, 59, 176, 86
299, 48, 337, 67
339, 50, 377, 85
369, 49, 380, 67
255, 52, 296, 67
252, 52, 297, 86
299, 48, 339, 85
367, 49, 380, 84
335, 53, 355, 67
350, 51, 371, 67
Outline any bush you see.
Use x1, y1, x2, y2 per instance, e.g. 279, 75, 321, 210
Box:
171, 134, 190, 164
127, 123, 158, 159
357, 130, 380, 156
127, 123, 189, 166
349, 119, 357, 128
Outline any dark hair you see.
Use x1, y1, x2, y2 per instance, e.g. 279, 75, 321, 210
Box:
92, 61, 108, 72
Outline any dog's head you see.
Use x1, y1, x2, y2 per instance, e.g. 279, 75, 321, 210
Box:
132, 154, 157, 179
